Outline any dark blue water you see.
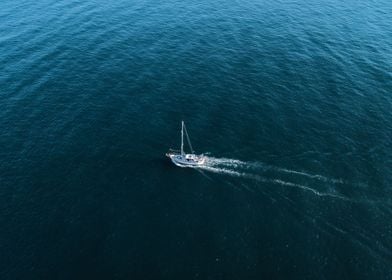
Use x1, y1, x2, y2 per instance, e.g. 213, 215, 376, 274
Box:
1, 0, 392, 279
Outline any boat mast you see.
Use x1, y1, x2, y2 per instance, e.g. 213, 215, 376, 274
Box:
181, 121, 184, 155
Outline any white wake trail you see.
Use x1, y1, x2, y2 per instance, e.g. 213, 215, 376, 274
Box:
194, 155, 351, 200
197, 165, 244, 177
204, 157, 248, 168
276, 168, 344, 184
197, 164, 346, 199
203, 156, 344, 185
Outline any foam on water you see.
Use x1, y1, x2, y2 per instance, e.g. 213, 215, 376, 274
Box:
204, 156, 343, 183
195, 155, 357, 201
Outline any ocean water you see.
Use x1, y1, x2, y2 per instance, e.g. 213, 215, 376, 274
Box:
1, 0, 391, 279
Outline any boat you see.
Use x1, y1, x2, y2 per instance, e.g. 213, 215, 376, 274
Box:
166, 121, 206, 167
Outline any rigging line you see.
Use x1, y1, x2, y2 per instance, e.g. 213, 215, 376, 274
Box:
183, 123, 195, 153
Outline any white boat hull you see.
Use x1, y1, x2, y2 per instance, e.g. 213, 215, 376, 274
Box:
167, 153, 205, 167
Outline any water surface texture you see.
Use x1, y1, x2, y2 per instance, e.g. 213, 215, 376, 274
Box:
1, 0, 392, 279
